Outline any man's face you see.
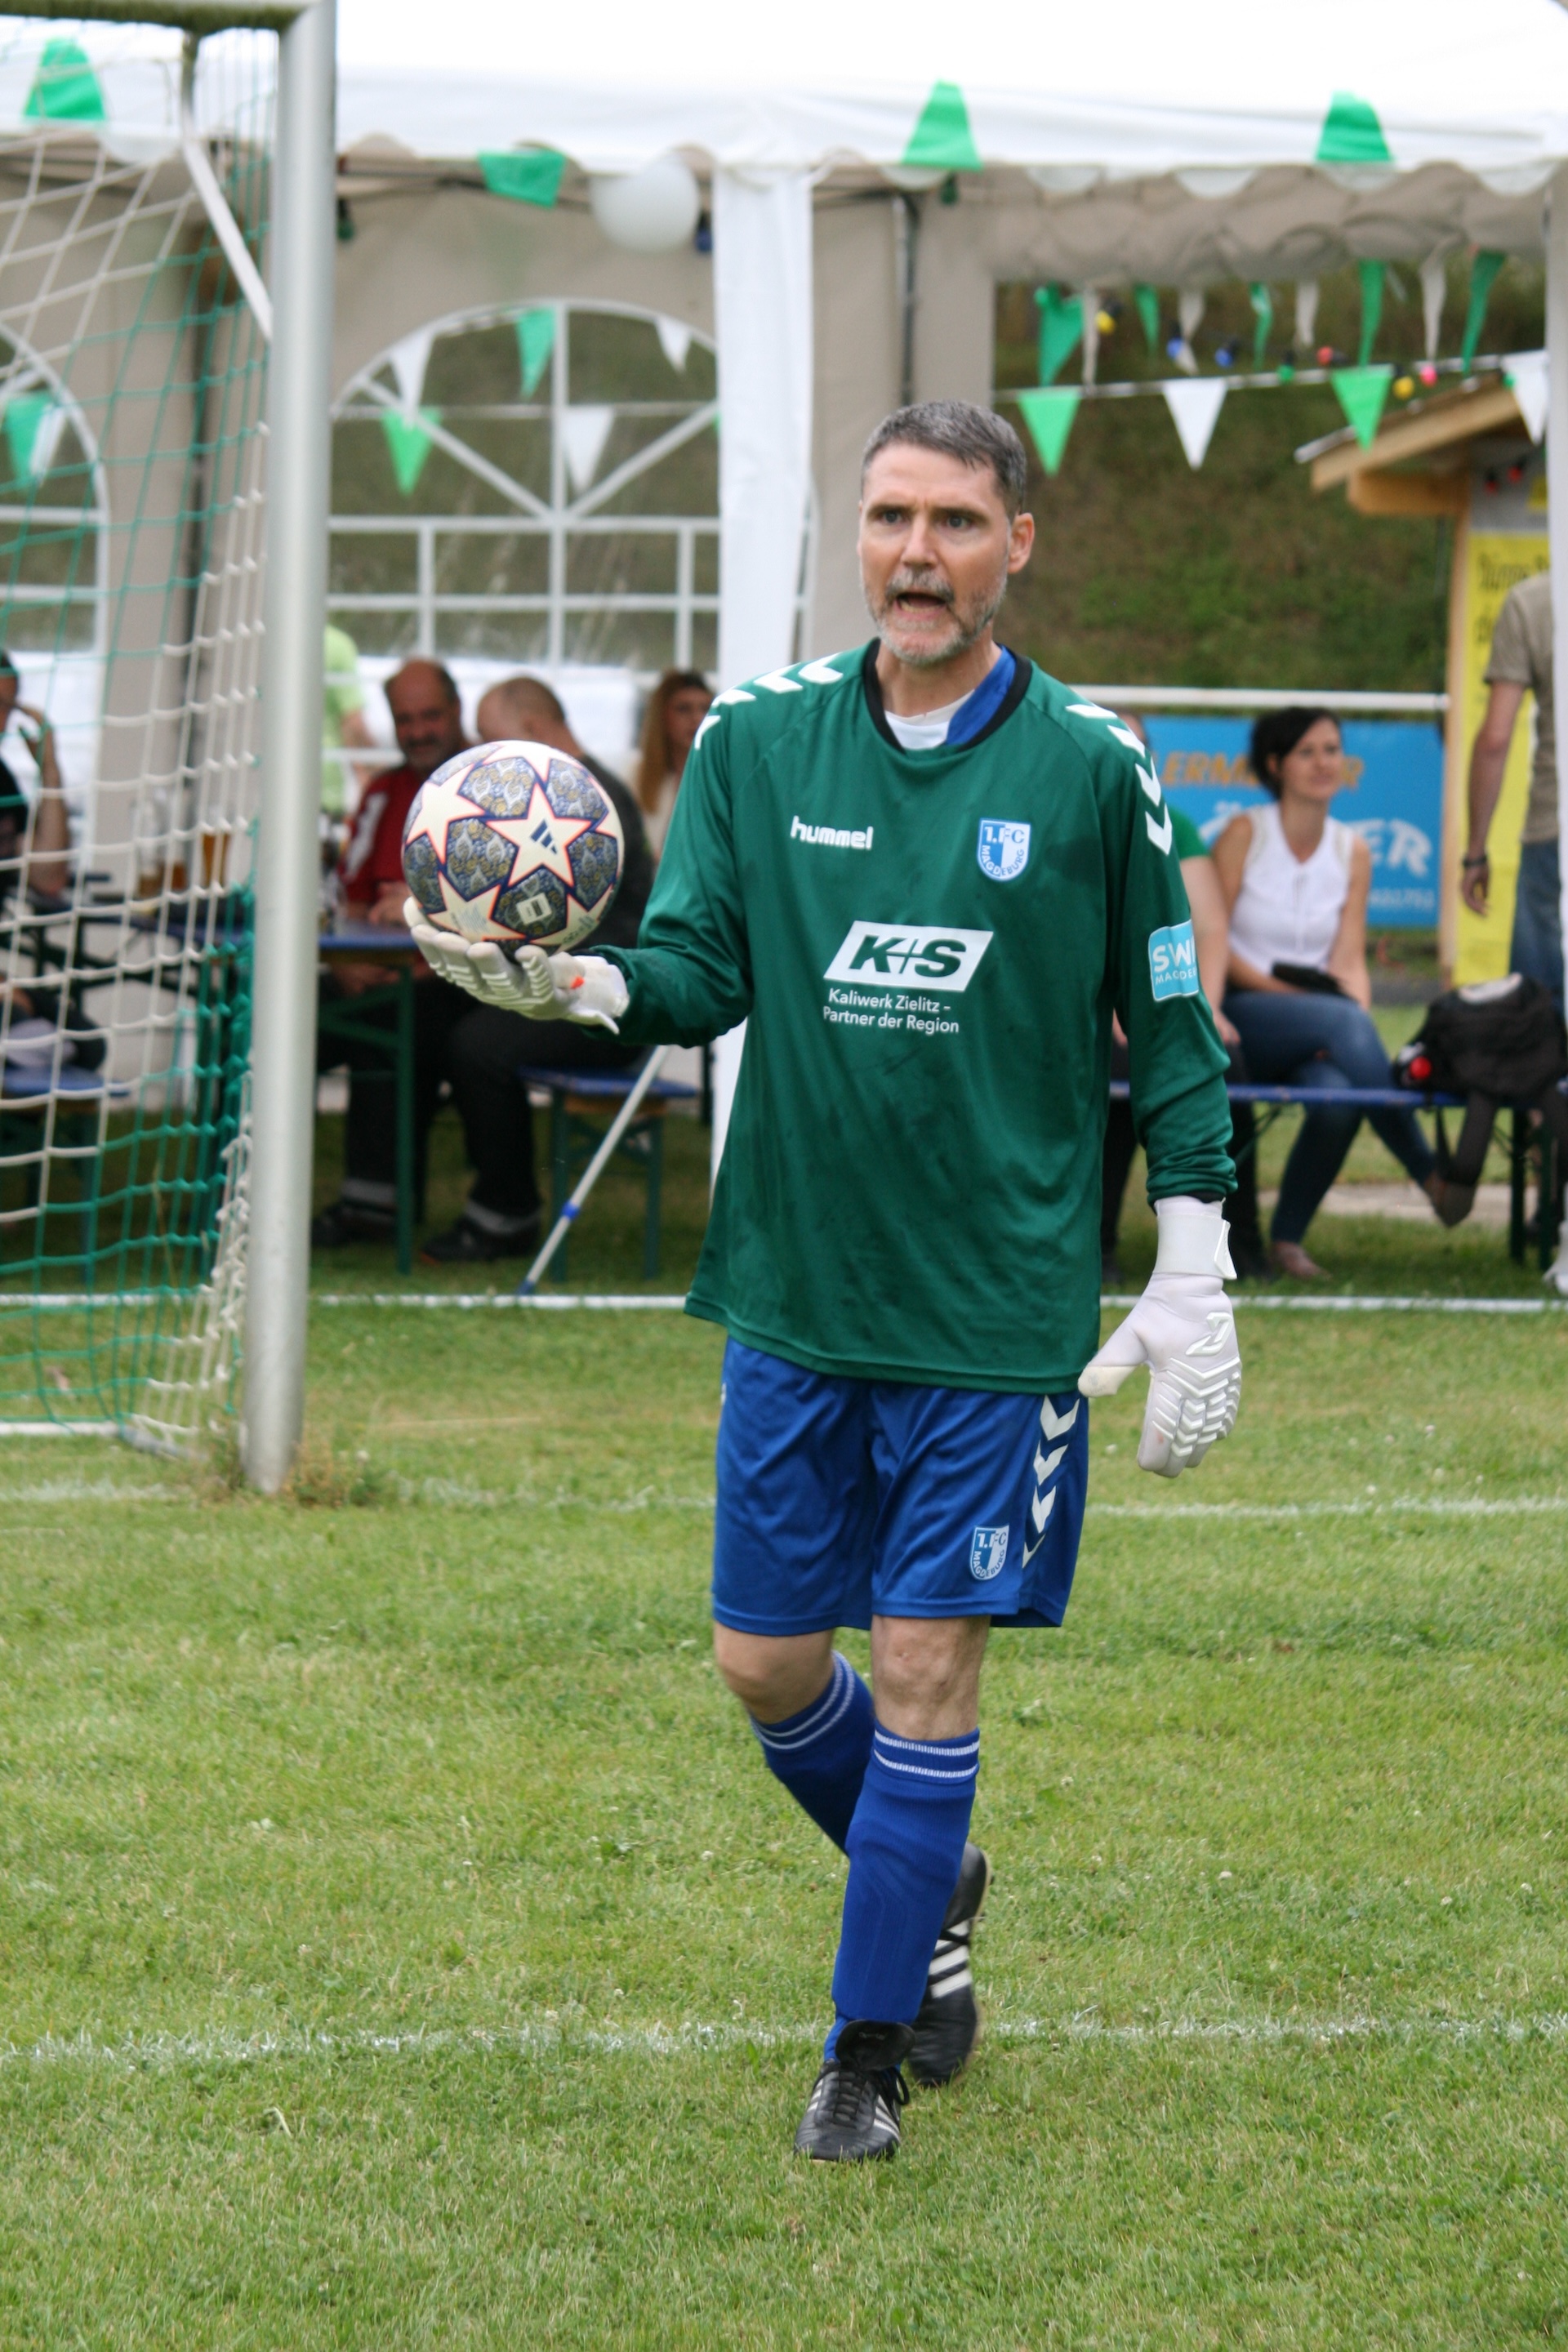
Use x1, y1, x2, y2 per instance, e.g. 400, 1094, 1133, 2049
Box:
0, 674, 18, 730
858, 447, 1034, 670
386, 666, 465, 777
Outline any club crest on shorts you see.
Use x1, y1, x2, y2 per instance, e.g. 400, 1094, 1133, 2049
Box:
969, 1524, 1009, 1580
977, 819, 1031, 882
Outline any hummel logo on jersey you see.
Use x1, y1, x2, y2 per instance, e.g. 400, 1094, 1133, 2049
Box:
824, 923, 993, 992
791, 813, 873, 851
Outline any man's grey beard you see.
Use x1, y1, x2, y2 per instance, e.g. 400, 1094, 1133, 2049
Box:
867, 572, 1008, 669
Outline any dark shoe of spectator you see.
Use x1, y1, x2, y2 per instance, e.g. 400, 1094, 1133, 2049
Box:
1100, 1248, 1125, 1290
310, 1199, 394, 1249
420, 1212, 541, 1267
1270, 1239, 1328, 1281
1423, 1172, 1473, 1228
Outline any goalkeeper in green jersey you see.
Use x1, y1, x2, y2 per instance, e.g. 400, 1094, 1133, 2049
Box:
412, 399, 1240, 2162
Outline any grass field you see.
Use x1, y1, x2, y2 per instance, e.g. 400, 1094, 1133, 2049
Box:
1, 1102, 1566, 2347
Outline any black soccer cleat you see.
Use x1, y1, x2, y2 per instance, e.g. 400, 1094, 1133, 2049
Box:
793, 2020, 912, 2162
907, 1842, 991, 2088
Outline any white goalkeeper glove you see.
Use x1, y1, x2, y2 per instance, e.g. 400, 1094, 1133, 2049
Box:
404, 903, 630, 1032
1077, 1196, 1241, 1478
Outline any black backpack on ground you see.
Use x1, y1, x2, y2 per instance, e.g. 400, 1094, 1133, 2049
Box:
1395, 975, 1568, 1218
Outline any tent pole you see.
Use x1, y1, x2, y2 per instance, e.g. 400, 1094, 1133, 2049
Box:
1550, 172, 1568, 997
243, 0, 336, 1493
1547, 174, 1568, 1004
895, 191, 919, 408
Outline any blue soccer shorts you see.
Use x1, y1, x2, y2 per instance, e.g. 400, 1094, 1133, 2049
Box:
711, 1339, 1089, 1636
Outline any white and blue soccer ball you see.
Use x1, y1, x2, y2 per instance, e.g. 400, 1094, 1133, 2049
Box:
401, 739, 624, 953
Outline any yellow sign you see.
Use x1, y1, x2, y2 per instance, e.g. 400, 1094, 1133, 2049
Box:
1452, 532, 1551, 984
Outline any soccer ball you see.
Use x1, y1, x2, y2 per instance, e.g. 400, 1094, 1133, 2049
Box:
401, 739, 624, 953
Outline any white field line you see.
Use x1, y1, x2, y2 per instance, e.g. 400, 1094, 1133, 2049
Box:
313, 1293, 692, 1312
6, 2011, 1568, 2074
0, 1482, 1563, 1521
4, 1292, 1563, 1319
307, 1292, 1568, 1316
1089, 1494, 1568, 1521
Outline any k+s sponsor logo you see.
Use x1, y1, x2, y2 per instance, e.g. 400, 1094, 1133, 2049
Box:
824, 922, 992, 993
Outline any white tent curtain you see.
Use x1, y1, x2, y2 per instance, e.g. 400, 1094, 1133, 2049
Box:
714, 168, 814, 688
709, 167, 815, 1172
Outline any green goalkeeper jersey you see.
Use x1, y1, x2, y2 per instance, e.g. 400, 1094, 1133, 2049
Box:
604, 644, 1233, 1391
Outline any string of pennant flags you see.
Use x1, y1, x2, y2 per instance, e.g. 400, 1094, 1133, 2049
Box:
1008, 349, 1545, 478
1009, 252, 1540, 477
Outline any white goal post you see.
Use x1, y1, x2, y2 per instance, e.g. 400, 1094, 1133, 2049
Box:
6, 0, 335, 1490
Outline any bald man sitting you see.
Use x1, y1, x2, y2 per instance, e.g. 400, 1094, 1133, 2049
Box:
418, 674, 654, 1265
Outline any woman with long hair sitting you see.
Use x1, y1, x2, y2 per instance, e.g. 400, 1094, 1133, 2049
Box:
635, 668, 713, 858
1212, 706, 1454, 1280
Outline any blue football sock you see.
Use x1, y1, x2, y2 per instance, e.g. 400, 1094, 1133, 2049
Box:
826, 1722, 979, 2057
749, 1650, 874, 1852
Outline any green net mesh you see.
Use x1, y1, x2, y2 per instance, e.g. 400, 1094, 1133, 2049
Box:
0, 24, 274, 1450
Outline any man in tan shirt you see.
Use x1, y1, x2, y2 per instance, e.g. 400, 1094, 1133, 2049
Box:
1463, 569, 1561, 1010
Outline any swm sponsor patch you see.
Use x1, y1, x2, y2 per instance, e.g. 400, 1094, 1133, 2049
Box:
1148, 919, 1200, 1001
824, 922, 992, 993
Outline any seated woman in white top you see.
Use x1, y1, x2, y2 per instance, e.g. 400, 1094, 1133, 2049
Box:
635, 669, 713, 859
1212, 707, 1451, 1281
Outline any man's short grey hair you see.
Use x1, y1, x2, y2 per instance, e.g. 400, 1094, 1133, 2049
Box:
861, 401, 1029, 516
486, 673, 567, 727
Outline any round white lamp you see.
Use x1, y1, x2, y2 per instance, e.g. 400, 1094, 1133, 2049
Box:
590, 157, 702, 254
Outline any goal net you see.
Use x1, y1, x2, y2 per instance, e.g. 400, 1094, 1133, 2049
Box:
0, 23, 274, 1452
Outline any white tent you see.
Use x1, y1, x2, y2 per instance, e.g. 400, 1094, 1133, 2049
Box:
327, 0, 1568, 1013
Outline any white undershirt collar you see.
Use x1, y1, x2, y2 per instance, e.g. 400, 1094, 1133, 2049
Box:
883, 693, 967, 751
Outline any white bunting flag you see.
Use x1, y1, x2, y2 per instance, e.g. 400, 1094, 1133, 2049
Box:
561, 403, 615, 493
25, 400, 66, 479
656, 314, 693, 373
1160, 376, 1227, 470
387, 324, 436, 421
1507, 350, 1548, 443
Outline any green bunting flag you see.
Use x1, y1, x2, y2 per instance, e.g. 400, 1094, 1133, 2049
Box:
1461, 252, 1504, 368
515, 308, 556, 399
1034, 287, 1083, 387
381, 408, 441, 497
1017, 387, 1080, 476
23, 38, 105, 124
2, 393, 60, 485
1248, 283, 1272, 367
1330, 363, 1393, 449
1356, 260, 1385, 366
902, 82, 982, 173
479, 149, 567, 208
1134, 285, 1160, 354
1314, 91, 1393, 167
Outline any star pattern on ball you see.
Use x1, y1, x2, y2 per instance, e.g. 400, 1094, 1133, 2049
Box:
405, 768, 595, 891
427, 867, 537, 945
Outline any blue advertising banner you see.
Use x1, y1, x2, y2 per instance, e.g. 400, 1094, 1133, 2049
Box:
1143, 717, 1444, 929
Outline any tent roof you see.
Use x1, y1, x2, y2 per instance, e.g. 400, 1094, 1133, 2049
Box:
2, 3, 1566, 275
335, 0, 1568, 184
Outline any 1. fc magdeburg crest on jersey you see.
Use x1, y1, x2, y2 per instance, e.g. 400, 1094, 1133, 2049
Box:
977, 819, 1031, 882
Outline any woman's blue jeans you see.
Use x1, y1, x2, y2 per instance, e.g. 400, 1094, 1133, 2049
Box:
1223, 990, 1436, 1245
